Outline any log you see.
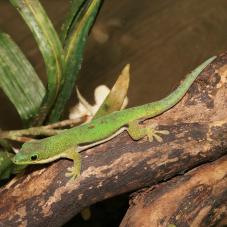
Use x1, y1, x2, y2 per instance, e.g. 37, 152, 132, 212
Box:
0, 53, 226, 226
120, 156, 227, 227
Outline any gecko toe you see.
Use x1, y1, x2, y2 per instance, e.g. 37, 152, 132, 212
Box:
146, 125, 169, 143
65, 166, 80, 180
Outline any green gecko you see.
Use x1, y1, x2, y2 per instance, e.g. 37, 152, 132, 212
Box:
12, 56, 216, 180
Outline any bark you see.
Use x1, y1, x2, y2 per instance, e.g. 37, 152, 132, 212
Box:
120, 156, 227, 227
0, 53, 226, 226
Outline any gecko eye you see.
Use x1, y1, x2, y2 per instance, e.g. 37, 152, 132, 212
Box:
31, 155, 38, 161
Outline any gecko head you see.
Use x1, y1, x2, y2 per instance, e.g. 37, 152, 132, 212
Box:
12, 141, 47, 165
12, 151, 40, 165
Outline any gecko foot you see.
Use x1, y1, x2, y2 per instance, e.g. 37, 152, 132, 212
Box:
65, 165, 80, 181
128, 121, 169, 142
146, 123, 169, 142
63, 149, 81, 181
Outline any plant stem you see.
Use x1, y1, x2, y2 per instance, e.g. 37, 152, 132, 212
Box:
0, 116, 87, 142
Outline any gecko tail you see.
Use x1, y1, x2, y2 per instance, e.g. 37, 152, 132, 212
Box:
153, 56, 216, 112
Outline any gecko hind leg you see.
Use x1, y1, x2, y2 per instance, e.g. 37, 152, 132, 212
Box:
63, 148, 81, 181
127, 121, 169, 142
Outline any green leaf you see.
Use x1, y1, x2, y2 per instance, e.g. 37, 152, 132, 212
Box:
48, 0, 102, 123
0, 32, 45, 122
0, 150, 14, 180
0, 139, 25, 180
94, 64, 130, 118
0, 150, 25, 180
0, 139, 26, 180
10, 0, 64, 125
60, 0, 87, 44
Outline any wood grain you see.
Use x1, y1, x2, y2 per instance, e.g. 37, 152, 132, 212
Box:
120, 156, 227, 227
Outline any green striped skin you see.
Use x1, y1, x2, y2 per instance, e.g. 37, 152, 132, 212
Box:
12, 56, 216, 169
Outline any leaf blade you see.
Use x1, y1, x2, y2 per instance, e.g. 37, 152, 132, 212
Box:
10, 0, 64, 125
94, 64, 130, 118
60, 0, 87, 44
48, 0, 102, 123
0, 32, 45, 122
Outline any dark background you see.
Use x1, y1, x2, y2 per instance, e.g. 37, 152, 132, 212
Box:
0, 0, 227, 226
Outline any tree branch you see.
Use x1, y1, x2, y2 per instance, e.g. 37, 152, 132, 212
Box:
120, 156, 227, 227
0, 53, 226, 226
0, 117, 86, 142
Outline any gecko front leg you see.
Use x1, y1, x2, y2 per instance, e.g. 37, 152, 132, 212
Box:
63, 148, 81, 180
127, 120, 169, 142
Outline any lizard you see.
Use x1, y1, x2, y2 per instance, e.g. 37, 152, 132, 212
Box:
12, 56, 216, 180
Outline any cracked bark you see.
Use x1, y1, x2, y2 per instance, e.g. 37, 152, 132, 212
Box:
120, 156, 227, 227
0, 53, 226, 226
